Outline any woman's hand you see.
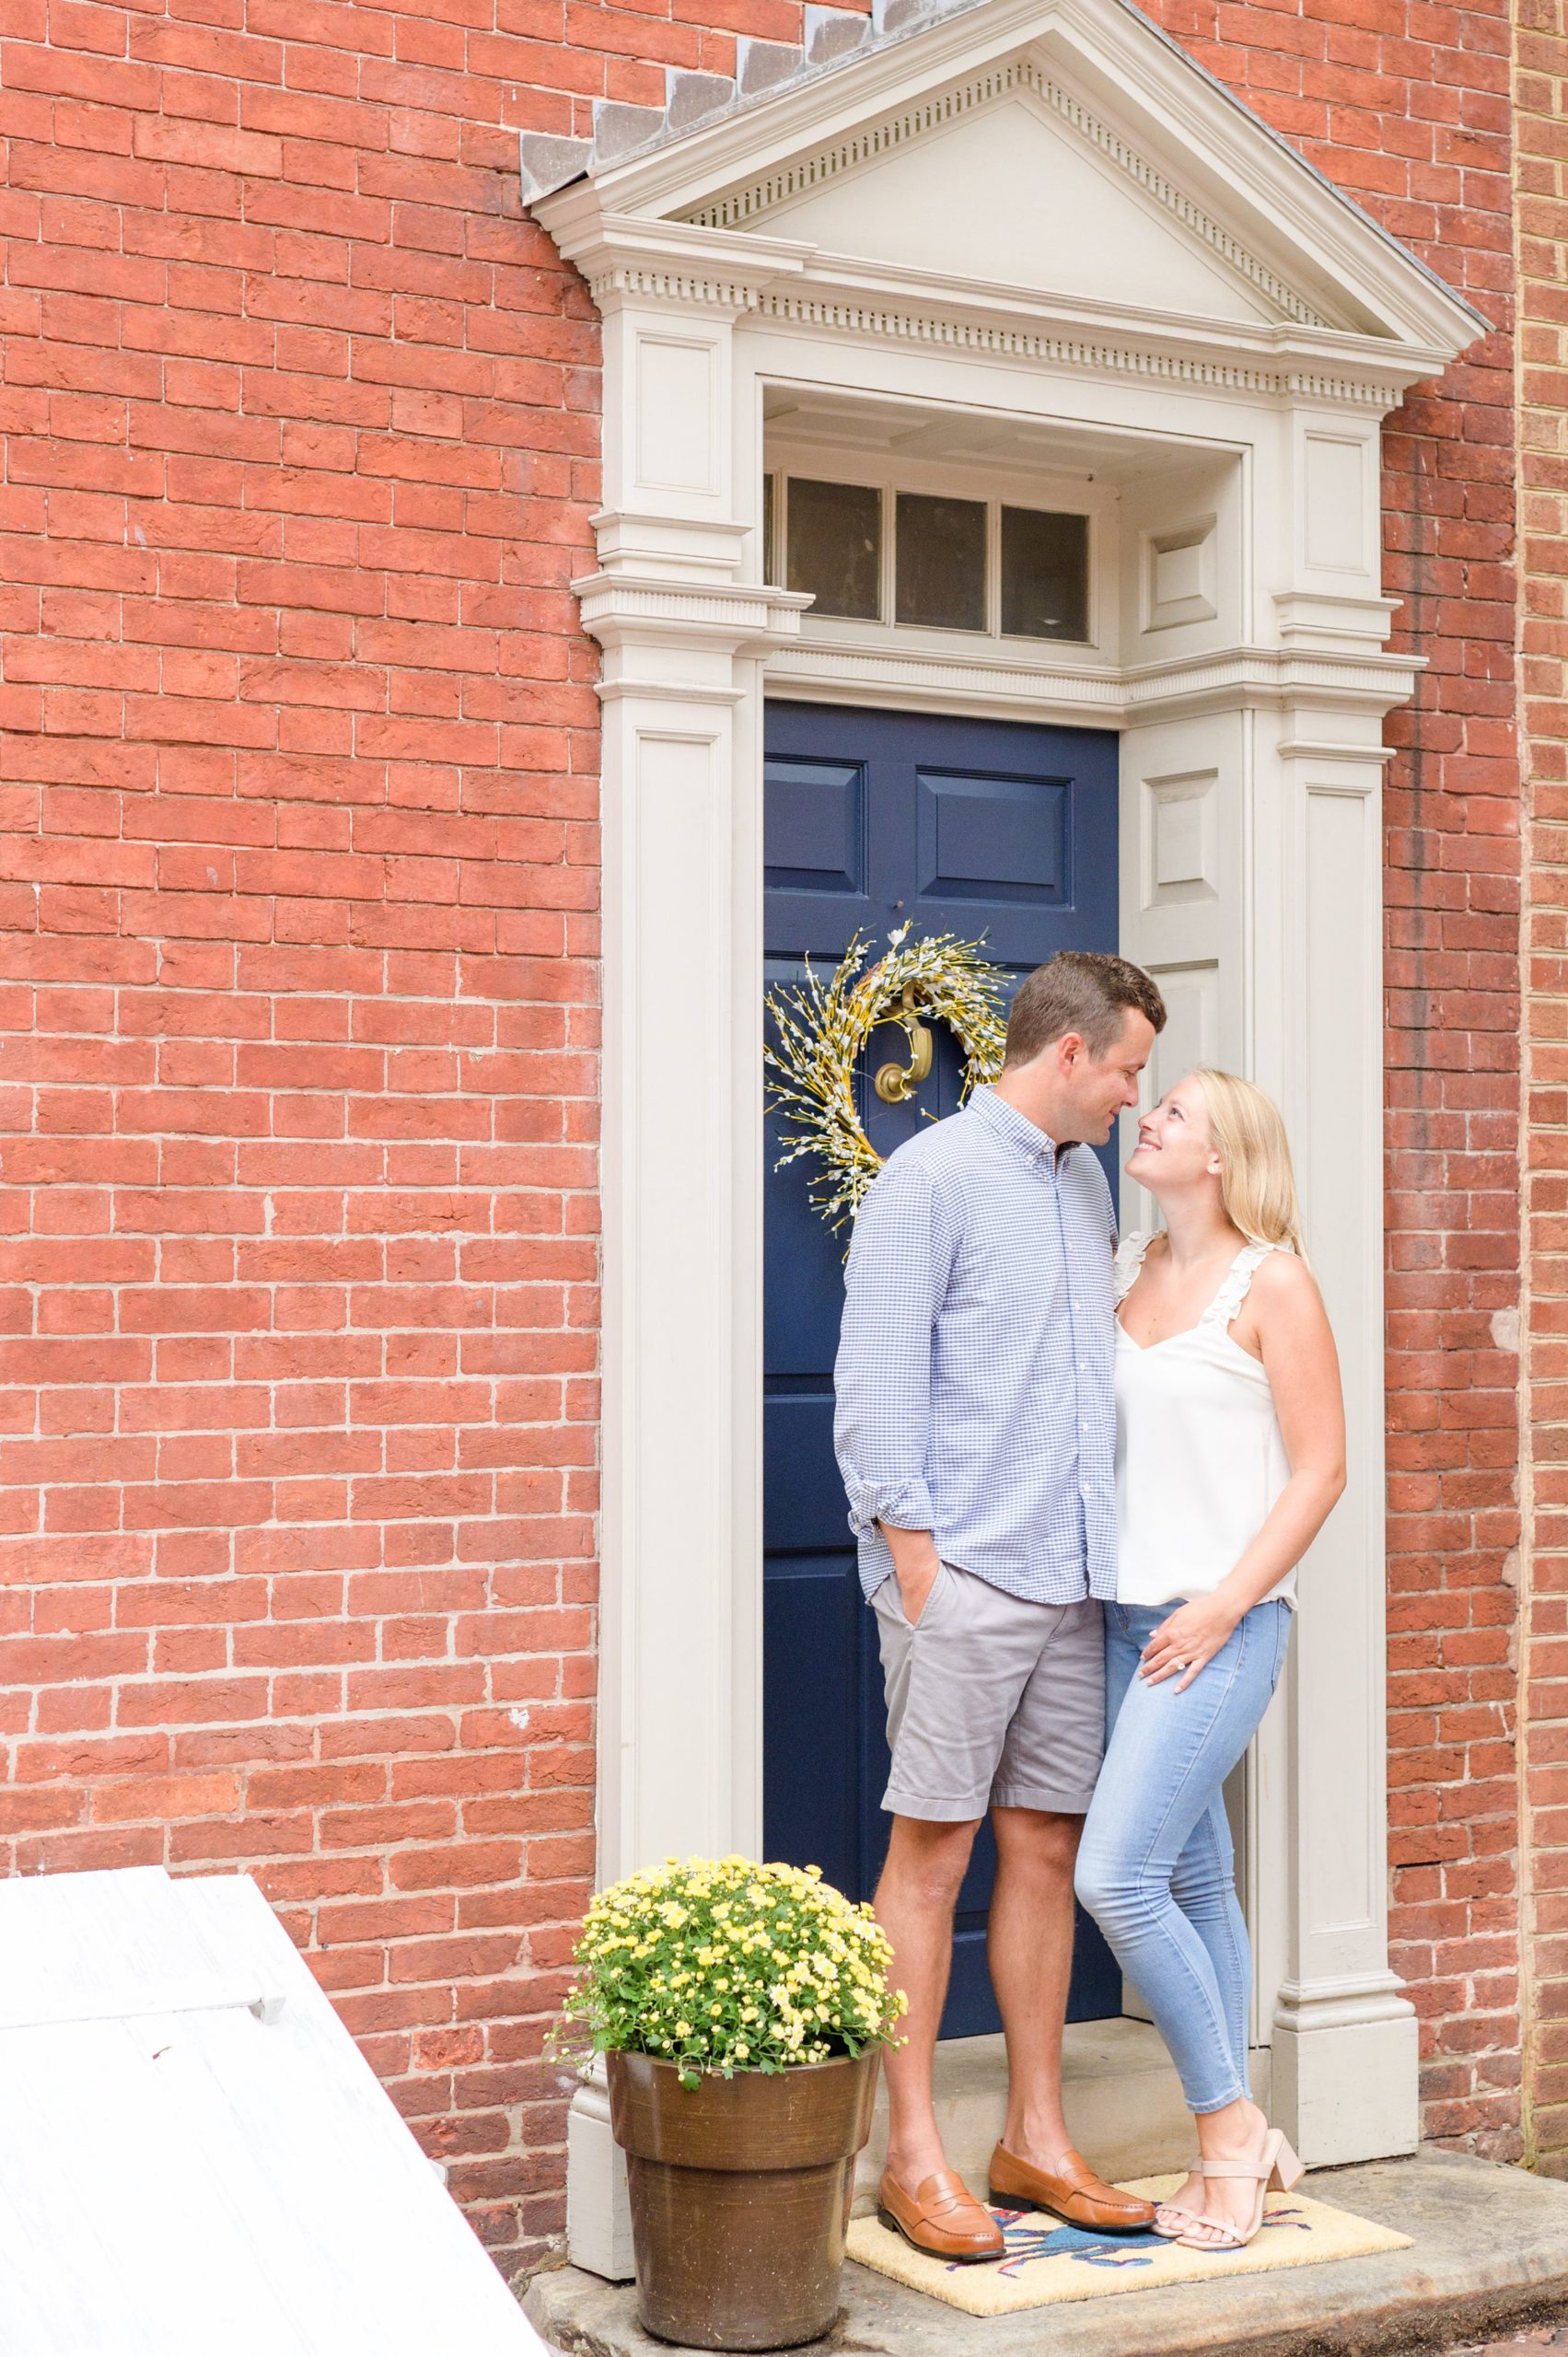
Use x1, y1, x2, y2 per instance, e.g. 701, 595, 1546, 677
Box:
1139, 1595, 1242, 1690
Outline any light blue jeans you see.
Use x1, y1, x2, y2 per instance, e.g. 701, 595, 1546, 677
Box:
1074, 1599, 1292, 2114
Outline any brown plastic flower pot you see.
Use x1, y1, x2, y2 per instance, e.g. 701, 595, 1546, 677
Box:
607, 2049, 881, 2350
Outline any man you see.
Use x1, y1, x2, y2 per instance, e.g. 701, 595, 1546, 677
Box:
834, 949, 1167, 2262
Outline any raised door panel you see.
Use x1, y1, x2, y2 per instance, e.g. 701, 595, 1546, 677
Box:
917, 769, 1071, 911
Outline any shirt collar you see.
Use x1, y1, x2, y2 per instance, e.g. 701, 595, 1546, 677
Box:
968, 1084, 1076, 1167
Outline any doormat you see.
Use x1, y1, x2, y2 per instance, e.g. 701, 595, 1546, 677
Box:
845, 2175, 1412, 2316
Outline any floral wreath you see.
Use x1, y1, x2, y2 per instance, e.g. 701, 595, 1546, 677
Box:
763, 923, 1009, 1235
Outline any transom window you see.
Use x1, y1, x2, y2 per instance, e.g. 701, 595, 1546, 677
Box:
763, 472, 1091, 644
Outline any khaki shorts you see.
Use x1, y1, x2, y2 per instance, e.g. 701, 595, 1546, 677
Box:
871, 1562, 1105, 1821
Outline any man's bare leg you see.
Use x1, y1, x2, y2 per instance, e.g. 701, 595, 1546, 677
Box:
989, 1805, 1082, 2167
874, 1812, 981, 2183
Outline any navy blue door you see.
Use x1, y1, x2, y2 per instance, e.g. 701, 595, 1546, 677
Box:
762, 702, 1122, 2038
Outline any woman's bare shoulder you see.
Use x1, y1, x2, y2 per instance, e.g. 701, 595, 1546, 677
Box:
1249, 1248, 1324, 1315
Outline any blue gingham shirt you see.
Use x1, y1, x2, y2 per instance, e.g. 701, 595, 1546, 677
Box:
833, 1086, 1118, 1604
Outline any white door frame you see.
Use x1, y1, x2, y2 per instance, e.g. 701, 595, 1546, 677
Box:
534, 0, 1483, 2258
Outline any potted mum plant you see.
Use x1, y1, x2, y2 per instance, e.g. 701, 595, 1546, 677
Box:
558, 1854, 905, 2351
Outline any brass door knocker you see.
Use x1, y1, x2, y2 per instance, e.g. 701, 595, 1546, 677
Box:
873, 982, 935, 1104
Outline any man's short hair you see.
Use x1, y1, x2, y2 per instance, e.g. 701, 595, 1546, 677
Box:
1003, 951, 1167, 1067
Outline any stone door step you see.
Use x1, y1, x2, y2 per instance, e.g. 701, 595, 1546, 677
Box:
526, 2149, 1568, 2357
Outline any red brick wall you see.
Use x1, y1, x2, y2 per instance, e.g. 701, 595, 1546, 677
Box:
0, 0, 616, 2273
0, 0, 1523, 2276
1518, 0, 1568, 2176
1375, 84, 1523, 2163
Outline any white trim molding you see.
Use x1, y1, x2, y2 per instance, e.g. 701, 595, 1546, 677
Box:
531, 0, 1483, 2267
684, 55, 1330, 331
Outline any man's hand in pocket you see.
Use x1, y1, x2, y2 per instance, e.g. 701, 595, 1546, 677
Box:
880, 1523, 943, 1626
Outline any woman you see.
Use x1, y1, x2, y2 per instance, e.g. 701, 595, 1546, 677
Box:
1074, 1068, 1346, 2251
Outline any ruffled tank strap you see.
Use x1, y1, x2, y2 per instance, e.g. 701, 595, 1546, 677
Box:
1113, 1231, 1154, 1305
1201, 1238, 1277, 1330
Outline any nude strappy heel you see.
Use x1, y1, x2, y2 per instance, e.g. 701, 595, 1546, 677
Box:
1151, 2165, 1205, 2239
1175, 2129, 1304, 2251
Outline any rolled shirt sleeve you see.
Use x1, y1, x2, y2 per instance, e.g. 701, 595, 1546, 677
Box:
833, 1159, 957, 1542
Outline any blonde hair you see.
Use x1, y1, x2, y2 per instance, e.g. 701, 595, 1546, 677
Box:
1190, 1068, 1308, 1265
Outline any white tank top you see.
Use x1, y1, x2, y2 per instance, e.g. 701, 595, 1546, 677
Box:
1113, 1234, 1296, 1611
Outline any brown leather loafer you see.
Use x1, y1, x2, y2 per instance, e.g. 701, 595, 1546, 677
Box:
987, 2140, 1156, 2235
877, 2166, 1005, 2262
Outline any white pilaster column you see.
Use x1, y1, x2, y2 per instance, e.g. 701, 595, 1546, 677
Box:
552, 262, 807, 2276
542, 218, 807, 1887
1254, 705, 1420, 2165
581, 562, 804, 1884
1244, 408, 1423, 2161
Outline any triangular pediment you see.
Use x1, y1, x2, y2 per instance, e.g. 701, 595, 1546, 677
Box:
535, 0, 1485, 380
685, 75, 1303, 330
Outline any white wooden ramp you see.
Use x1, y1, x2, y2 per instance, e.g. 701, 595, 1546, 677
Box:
0, 1865, 552, 2357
